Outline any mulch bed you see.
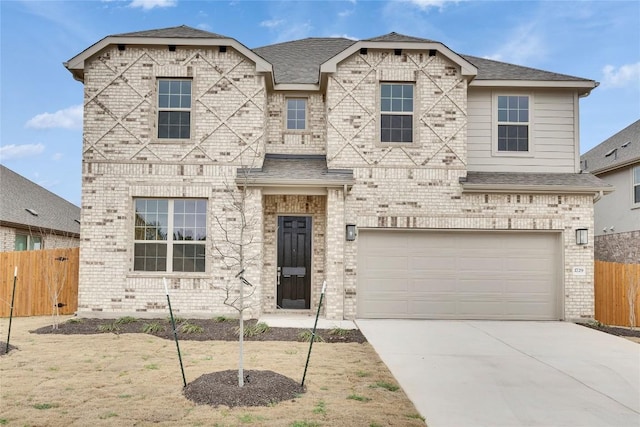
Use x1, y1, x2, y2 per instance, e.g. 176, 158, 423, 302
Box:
0, 342, 17, 356
580, 322, 640, 338
184, 370, 305, 408
30, 317, 363, 407
31, 317, 367, 343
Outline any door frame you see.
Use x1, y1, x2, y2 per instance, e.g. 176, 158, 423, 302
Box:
276, 215, 313, 310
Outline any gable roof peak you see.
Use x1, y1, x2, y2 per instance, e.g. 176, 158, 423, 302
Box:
364, 32, 437, 43
113, 25, 227, 39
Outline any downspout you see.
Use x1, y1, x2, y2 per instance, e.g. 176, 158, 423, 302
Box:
593, 190, 604, 203
343, 184, 348, 320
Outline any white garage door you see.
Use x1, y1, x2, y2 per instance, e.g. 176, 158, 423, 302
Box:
357, 230, 561, 320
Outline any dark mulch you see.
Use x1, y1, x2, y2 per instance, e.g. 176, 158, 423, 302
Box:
184, 370, 305, 407
31, 317, 367, 343
581, 322, 640, 338
0, 342, 17, 356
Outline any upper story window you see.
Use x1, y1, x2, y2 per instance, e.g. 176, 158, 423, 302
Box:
158, 80, 191, 139
497, 95, 529, 152
381, 83, 413, 143
134, 199, 206, 273
634, 165, 640, 205
286, 98, 307, 130
15, 235, 42, 251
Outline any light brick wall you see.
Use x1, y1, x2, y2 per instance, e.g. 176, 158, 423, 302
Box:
79, 45, 265, 317
0, 225, 79, 252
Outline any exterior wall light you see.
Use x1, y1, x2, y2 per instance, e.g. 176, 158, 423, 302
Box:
346, 224, 357, 241
576, 228, 588, 245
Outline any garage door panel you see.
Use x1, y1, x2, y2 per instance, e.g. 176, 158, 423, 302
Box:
357, 231, 560, 320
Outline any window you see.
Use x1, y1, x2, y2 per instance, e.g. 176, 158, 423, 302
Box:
286, 98, 306, 130
634, 166, 640, 205
381, 83, 413, 143
497, 95, 529, 152
14, 235, 42, 251
158, 80, 191, 139
134, 199, 206, 272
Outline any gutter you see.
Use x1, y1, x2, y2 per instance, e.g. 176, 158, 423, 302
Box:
460, 183, 614, 195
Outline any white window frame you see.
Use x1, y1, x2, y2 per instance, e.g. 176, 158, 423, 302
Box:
285, 98, 307, 131
492, 93, 534, 157
379, 82, 415, 144
633, 165, 640, 207
157, 79, 192, 140
133, 199, 207, 273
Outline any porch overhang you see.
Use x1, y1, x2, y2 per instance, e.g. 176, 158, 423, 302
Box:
236, 154, 355, 190
460, 171, 614, 195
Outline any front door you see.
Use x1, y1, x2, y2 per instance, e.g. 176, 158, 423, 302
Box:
277, 216, 312, 309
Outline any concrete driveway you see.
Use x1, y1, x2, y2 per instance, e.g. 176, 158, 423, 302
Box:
356, 320, 640, 427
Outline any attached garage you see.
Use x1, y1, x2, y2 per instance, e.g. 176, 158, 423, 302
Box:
356, 230, 562, 320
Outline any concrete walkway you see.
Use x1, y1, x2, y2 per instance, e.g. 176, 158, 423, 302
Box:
357, 320, 640, 427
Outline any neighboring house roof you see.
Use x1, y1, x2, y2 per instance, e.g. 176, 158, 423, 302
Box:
237, 154, 354, 187
65, 25, 596, 94
0, 165, 81, 236
461, 171, 613, 194
580, 119, 640, 174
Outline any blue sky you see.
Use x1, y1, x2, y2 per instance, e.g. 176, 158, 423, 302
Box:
1, 0, 639, 206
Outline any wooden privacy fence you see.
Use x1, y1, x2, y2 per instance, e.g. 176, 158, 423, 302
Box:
594, 261, 640, 327
1, 247, 79, 317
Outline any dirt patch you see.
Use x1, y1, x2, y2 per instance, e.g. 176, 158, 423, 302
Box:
31, 317, 367, 343
0, 341, 17, 356
581, 323, 640, 340
184, 369, 305, 407
1, 316, 424, 426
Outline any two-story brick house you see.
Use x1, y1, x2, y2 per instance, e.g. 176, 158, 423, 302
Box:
65, 26, 610, 321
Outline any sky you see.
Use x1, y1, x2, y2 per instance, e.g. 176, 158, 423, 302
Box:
1, 0, 639, 206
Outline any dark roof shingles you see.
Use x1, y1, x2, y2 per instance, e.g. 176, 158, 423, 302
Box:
581, 119, 640, 173
0, 165, 81, 235
463, 171, 612, 190
237, 154, 353, 184
114, 25, 226, 39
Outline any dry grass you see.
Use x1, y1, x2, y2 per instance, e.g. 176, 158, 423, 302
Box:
0, 316, 425, 426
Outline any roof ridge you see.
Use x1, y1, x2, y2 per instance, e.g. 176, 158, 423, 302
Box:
461, 54, 591, 81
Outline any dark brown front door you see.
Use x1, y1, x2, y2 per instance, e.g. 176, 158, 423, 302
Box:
277, 216, 312, 309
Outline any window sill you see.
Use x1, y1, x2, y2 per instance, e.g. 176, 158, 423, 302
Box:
127, 272, 209, 279
491, 150, 535, 158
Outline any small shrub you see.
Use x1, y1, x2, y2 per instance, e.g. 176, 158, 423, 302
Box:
406, 413, 426, 421
99, 412, 118, 419
312, 400, 326, 415
297, 330, 325, 343
347, 393, 371, 402
168, 315, 186, 324
237, 322, 270, 337
355, 370, 370, 378
214, 315, 231, 323
142, 322, 166, 334
180, 322, 204, 334
117, 394, 132, 399
369, 423, 382, 427
0, 418, 8, 425
115, 316, 137, 325
290, 422, 320, 427
67, 318, 83, 324
33, 403, 59, 410
97, 323, 120, 333
145, 364, 159, 370
329, 327, 349, 336
372, 381, 399, 392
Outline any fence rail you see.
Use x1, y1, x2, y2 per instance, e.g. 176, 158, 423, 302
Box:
594, 261, 640, 327
1, 247, 79, 317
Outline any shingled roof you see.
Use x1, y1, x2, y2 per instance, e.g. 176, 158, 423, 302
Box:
236, 154, 354, 187
0, 165, 80, 236
581, 120, 640, 174
461, 55, 592, 82
254, 38, 356, 84
363, 32, 437, 43
114, 25, 227, 39
461, 171, 612, 194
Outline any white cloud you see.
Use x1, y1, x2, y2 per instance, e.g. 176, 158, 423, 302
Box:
0, 144, 45, 161
406, 0, 458, 11
25, 105, 83, 130
328, 33, 359, 41
260, 19, 284, 29
197, 23, 212, 31
601, 62, 640, 88
338, 9, 354, 18
128, 0, 176, 10
484, 23, 546, 65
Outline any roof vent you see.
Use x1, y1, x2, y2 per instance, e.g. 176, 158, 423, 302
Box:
25, 208, 38, 216
429, 49, 436, 57
74, 219, 81, 225
359, 48, 368, 55
621, 141, 631, 148
117, 44, 126, 51
219, 46, 227, 53
394, 49, 402, 56
604, 148, 617, 159
168, 45, 176, 52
